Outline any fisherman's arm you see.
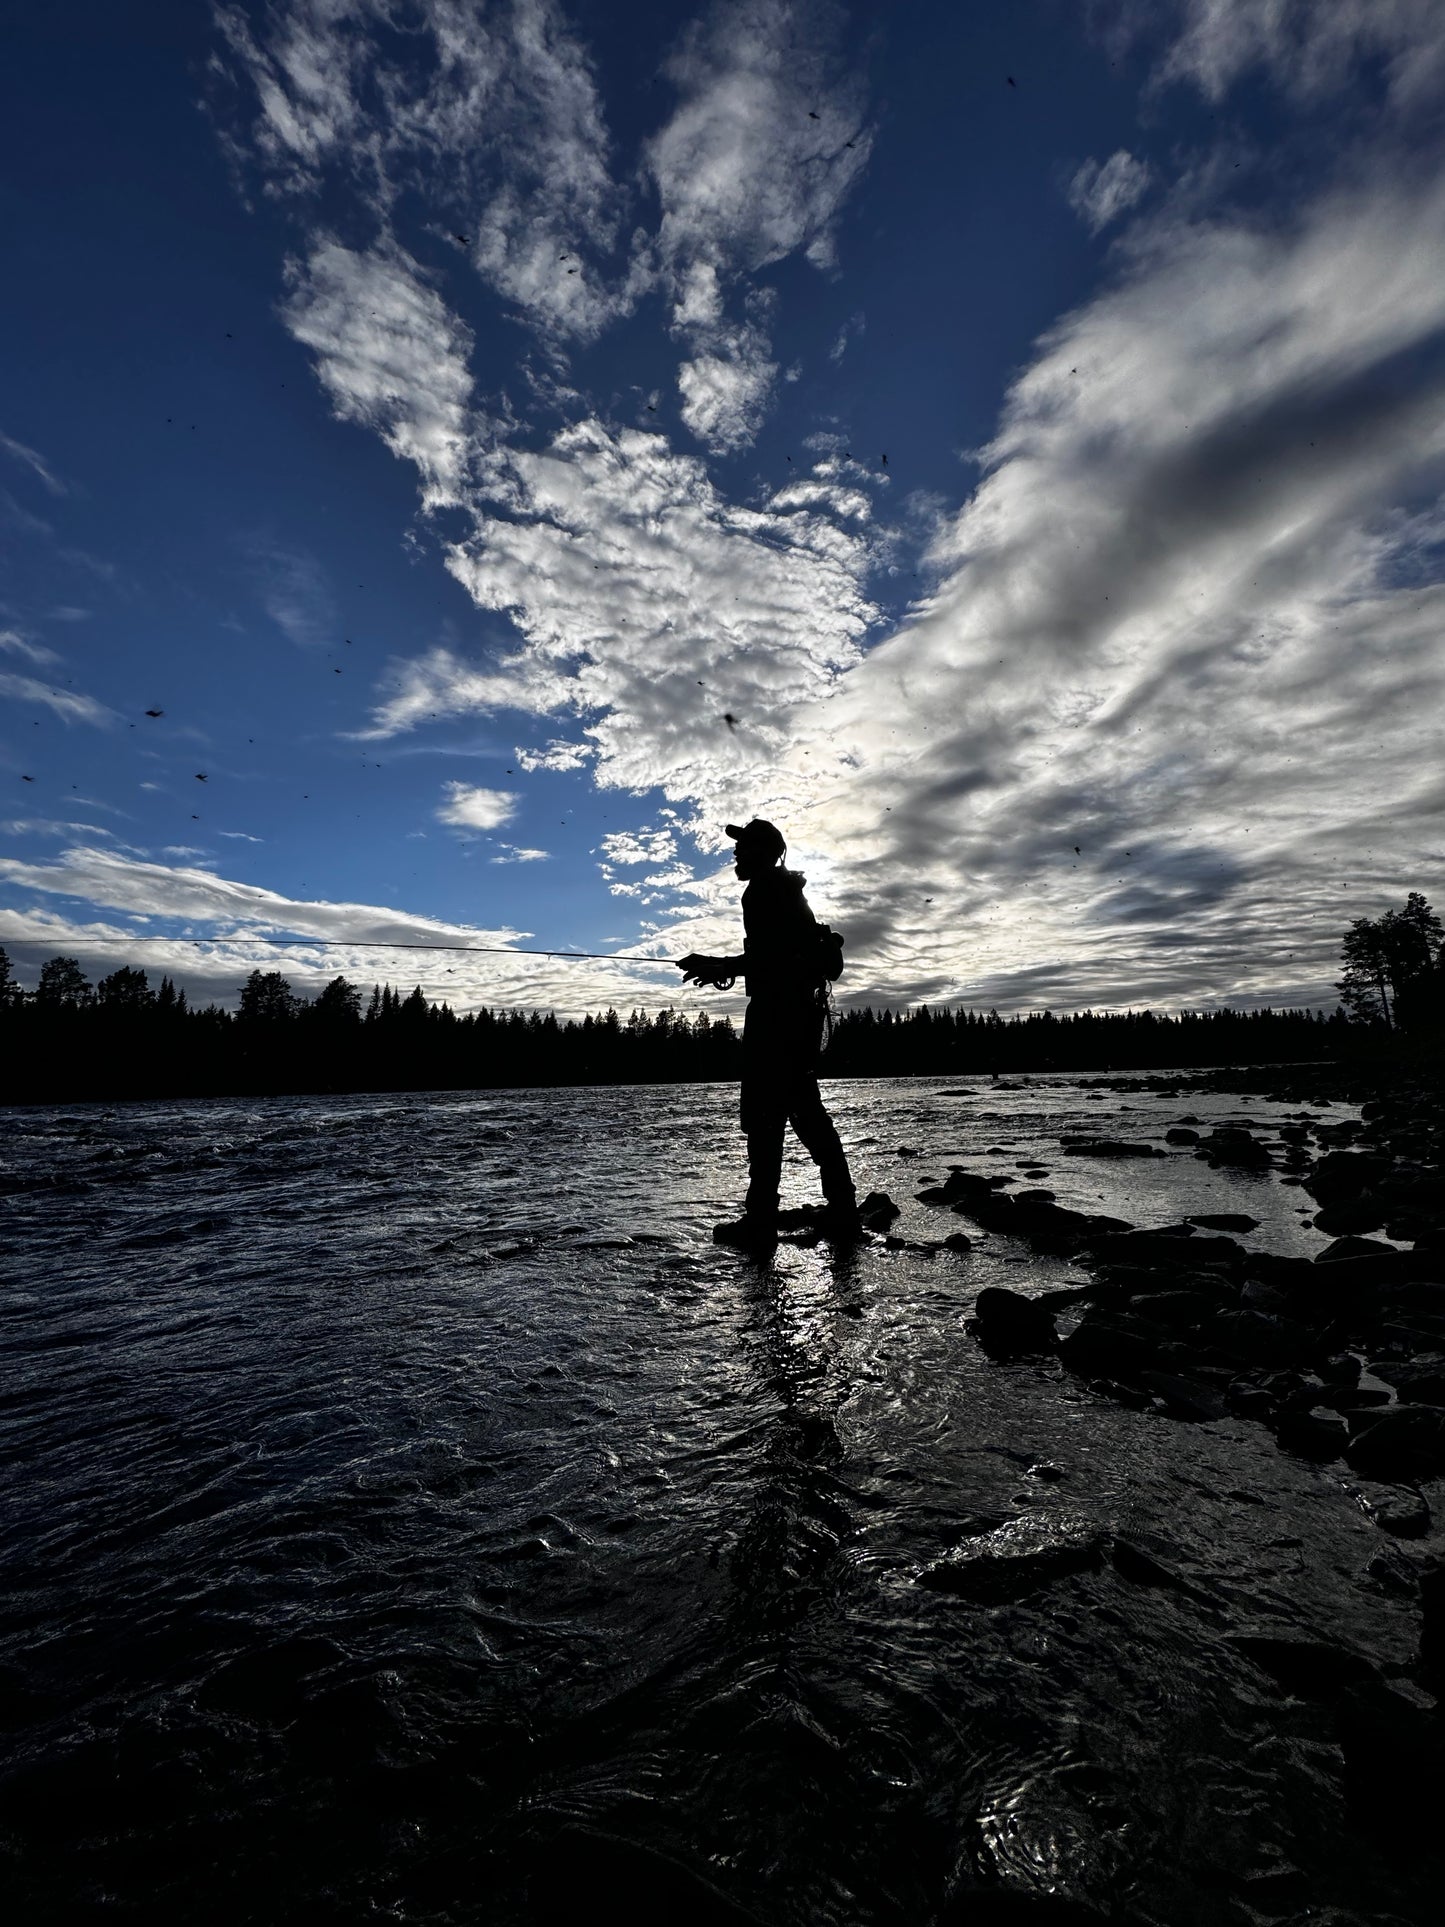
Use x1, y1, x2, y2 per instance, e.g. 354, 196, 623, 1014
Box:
677, 952, 745, 987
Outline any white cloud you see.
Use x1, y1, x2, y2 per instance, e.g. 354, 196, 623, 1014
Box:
514, 737, 594, 772
1067, 150, 1152, 234
0, 428, 66, 495
0, 849, 677, 1013
218, 830, 264, 841
599, 828, 678, 866
677, 335, 777, 452
489, 843, 549, 863
218, 0, 629, 341
0, 672, 114, 726
435, 781, 517, 831
248, 538, 337, 648
430, 421, 880, 799
360, 645, 564, 738
282, 242, 476, 508
646, 0, 872, 295
645, 0, 873, 448
1152, 0, 1445, 110
0, 629, 60, 666
751, 166, 1445, 1010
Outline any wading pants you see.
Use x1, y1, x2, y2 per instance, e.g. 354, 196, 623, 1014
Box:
739, 1006, 854, 1220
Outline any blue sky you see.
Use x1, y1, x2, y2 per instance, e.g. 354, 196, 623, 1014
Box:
2, 0, 1443, 1018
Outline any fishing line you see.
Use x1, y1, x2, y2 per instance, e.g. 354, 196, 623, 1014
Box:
0, 934, 681, 963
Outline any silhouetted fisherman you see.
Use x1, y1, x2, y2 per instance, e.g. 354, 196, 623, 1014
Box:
679, 819, 860, 1251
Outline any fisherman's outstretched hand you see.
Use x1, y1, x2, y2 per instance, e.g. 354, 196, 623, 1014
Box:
677, 953, 731, 987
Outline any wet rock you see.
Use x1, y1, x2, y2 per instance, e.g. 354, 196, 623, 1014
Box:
1371, 1354, 1445, 1404
1206, 1309, 1312, 1367
858, 1190, 900, 1227
1313, 1199, 1388, 1236
1195, 1130, 1273, 1169
1228, 1632, 1377, 1697
918, 1509, 1107, 1601
942, 1231, 974, 1253
1227, 1379, 1278, 1419
1355, 1482, 1431, 1538
1338, 1678, 1445, 1836
1310, 1248, 1431, 1291
1165, 1126, 1199, 1144
973, 1286, 1057, 1353
1086, 1229, 1242, 1274
1059, 1312, 1157, 1379
1308, 1151, 1391, 1202
1273, 1404, 1349, 1460
1186, 1212, 1260, 1232
1345, 1405, 1445, 1481
1318, 1234, 1396, 1262
1239, 1278, 1291, 1313
1060, 1137, 1168, 1159
1243, 1251, 1322, 1296
1319, 1352, 1361, 1386
1137, 1370, 1228, 1422
1129, 1288, 1219, 1328
1421, 1565, 1445, 1696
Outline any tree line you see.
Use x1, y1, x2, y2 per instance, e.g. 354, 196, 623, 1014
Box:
0, 892, 1437, 1101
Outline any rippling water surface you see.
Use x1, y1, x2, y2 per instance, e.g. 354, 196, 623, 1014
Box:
0, 1076, 1432, 1923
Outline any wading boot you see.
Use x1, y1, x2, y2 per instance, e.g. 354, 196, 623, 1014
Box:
816, 1200, 867, 1243
712, 1213, 779, 1252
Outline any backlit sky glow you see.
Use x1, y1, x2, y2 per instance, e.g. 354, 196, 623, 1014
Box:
2, 0, 1443, 1020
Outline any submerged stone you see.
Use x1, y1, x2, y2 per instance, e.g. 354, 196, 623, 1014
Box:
918, 1509, 1106, 1601
973, 1285, 1057, 1353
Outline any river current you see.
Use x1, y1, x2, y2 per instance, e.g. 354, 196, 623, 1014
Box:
0, 1075, 1434, 1923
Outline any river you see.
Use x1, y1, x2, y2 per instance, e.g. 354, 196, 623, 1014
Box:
0, 1075, 1432, 1923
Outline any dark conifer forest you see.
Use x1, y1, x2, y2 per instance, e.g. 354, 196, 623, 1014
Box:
2, 896, 1438, 1103
0, 949, 1401, 1105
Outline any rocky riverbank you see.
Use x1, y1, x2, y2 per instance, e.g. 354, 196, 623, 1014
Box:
933, 1064, 1443, 1481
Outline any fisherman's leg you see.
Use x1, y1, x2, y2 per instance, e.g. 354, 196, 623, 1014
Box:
788, 1077, 856, 1208
714, 1071, 784, 1248
742, 1075, 786, 1221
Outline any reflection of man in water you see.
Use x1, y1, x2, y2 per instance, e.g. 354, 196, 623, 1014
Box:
679, 819, 860, 1250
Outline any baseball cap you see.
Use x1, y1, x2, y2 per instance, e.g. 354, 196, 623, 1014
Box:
724, 818, 786, 860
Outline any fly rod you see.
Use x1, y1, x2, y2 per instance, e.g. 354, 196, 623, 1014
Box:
0, 934, 681, 962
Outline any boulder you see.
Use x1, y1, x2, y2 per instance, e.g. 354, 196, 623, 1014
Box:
1307, 1151, 1391, 1203
1059, 1313, 1157, 1379
973, 1286, 1058, 1353
1318, 1235, 1397, 1263
858, 1190, 900, 1227
1273, 1404, 1350, 1459
1085, 1230, 1243, 1273
1354, 1482, 1431, 1538
1345, 1405, 1445, 1481
918, 1509, 1107, 1601
1313, 1199, 1387, 1237
1196, 1132, 1273, 1169
1137, 1370, 1228, 1421
1371, 1354, 1445, 1404
1165, 1127, 1200, 1144
1206, 1309, 1312, 1367
941, 1231, 973, 1253
1061, 1137, 1168, 1159
1129, 1289, 1218, 1329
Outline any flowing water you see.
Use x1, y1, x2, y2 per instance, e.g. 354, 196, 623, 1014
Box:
0, 1076, 1434, 1923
